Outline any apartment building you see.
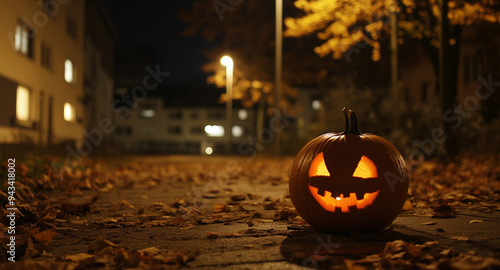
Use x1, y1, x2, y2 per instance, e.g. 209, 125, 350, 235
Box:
112, 97, 256, 154
0, 0, 116, 146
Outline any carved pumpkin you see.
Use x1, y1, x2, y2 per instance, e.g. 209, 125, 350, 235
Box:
289, 107, 409, 232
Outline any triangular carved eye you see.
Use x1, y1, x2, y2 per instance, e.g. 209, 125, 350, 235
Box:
309, 152, 330, 177
352, 156, 378, 179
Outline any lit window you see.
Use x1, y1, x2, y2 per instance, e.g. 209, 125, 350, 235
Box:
205, 125, 225, 137
141, 109, 155, 118
64, 102, 75, 122
15, 21, 33, 57
65, 59, 74, 83
238, 109, 248, 120
16, 86, 30, 121
312, 100, 321, 111
232, 126, 243, 137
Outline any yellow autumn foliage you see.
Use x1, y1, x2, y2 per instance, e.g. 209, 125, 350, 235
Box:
285, 0, 500, 61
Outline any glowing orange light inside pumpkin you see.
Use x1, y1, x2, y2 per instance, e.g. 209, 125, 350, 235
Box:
353, 155, 378, 178
309, 152, 330, 177
308, 187, 379, 213
308, 153, 380, 213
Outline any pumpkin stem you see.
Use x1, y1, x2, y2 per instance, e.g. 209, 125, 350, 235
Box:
349, 112, 360, 134
342, 107, 361, 135
342, 107, 350, 134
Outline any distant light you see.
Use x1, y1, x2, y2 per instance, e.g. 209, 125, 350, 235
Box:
311, 100, 321, 111
205, 147, 214, 155
141, 109, 155, 118
63, 102, 74, 122
65, 59, 74, 83
220, 56, 233, 67
16, 86, 30, 121
238, 109, 248, 120
205, 125, 225, 137
232, 126, 243, 137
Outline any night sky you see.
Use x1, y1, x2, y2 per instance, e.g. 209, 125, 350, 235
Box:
102, 0, 209, 86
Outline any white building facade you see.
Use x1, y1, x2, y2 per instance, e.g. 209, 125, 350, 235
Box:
0, 0, 86, 145
112, 98, 255, 155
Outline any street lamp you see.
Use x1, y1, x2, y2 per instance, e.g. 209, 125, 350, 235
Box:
275, 0, 282, 156
220, 55, 233, 155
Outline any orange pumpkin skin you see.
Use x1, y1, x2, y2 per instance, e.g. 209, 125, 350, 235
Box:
289, 108, 409, 233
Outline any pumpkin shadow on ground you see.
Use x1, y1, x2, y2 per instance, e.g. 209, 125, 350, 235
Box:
280, 227, 433, 269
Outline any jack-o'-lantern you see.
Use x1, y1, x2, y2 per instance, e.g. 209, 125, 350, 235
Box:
289, 107, 408, 232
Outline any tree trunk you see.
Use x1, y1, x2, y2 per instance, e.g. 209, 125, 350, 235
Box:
439, 0, 460, 158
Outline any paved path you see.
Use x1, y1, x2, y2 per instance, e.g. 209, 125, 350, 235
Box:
35, 155, 500, 268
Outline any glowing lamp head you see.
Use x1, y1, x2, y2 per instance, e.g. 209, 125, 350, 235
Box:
220, 56, 233, 67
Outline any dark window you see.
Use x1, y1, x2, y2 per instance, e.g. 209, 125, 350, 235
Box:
15, 20, 34, 58
185, 142, 201, 154
116, 126, 132, 136
190, 112, 199, 119
167, 126, 182, 135
66, 15, 77, 39
40, 0, 57, 17
208, 111, 224, 119
41, 42, 51, 69
190, 126, 203, 134
168, 111, 182, 120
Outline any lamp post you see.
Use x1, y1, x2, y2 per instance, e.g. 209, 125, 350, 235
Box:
275, 0, 282, 156
220, 55, 233, 155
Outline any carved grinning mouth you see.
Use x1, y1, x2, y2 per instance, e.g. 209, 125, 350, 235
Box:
307, 153, 380, 213
308, 186, 379, 213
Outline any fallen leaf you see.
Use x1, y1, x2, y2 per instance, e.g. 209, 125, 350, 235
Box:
118, 200, 135, 209
402, 200, 413, 211
469, 219, 483, 224
423, 221, 437, 225
264, 198, 280, 210
432, 202, 455, 218
202, 190, 219, 199
62, 253, 94, 262
61, 201, 91, 213
206, 231, 220, 239
28, 228, 57, 245
274, 207, 297, 221
88, 238, 117, 254
34, 230, 57, 245
138, 246, 161, 256
213, 203, 229, 213
252, 212, 263, 218
450, 236, 470, 242
230, 194, 246, 201
247, 193, 260, 200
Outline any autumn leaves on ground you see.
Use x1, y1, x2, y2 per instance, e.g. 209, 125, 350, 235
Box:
1, 153, 500, 269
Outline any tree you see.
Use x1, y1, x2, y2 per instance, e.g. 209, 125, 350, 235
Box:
285, 0, 500, 156
285, 0, 499, 70
179, 0, 343, 111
